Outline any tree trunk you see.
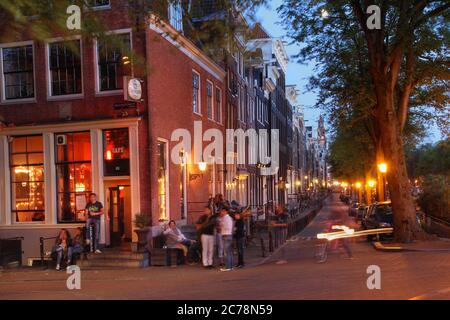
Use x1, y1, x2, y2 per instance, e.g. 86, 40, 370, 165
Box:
375, 82, 423, 242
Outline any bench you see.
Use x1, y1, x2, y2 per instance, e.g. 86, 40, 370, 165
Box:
148, 235, 185, 267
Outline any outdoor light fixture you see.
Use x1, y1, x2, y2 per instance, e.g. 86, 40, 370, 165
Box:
378, 163, 387, 173
355, 182, 362, 189
198, 162, 207, 172
368, 180, 376, 188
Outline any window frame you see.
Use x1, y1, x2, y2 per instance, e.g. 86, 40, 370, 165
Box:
206, 80, 214, 120
168, 0, 183, 33
215, 86, 222, 124
9, 134, 45, 224
45, 36, 84, 101
54, 131, 92, 224
0, 41, 36, 104
192, 69, 201, 115
94, 29, 133, 96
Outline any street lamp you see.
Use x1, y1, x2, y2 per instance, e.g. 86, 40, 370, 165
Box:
377, 162, 388, 201
368, 180, 376, 188
198, 162, 207, 172
377, 163, 387, 173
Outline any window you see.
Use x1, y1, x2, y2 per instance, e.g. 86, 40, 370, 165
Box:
257, 97, 262, 123
192, 71, 200, 114
168, 0, 183, 32
87, 0, 111, 7
97, 33, 131, 91
206, 81, 213, 120
157, 140, 168, 221
10, 136, 44, 223
1, 44, 34, 100
215, 87, 222, 123
55, 132, 92, 223
48, 40, 82, 96
103, 128, 130, 176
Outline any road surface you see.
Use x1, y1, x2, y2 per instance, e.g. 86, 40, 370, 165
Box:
1, 193, 449, 300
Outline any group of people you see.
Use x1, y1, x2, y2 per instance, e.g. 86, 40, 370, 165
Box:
51, 227, 85, 270
160, 194, 247, 271
197, 195, 247, 271
50, 193, 104, 270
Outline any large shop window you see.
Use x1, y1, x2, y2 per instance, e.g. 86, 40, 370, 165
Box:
49, 40, 82, 96
97, 33, 131, 91
10, 135, 45, 223
103, 128, 130, 176
55, 132, 92, 223
2, 45, 34, 100
157, 141, 168, 221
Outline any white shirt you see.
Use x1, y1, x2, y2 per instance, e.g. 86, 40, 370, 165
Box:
220, 214, 234, 236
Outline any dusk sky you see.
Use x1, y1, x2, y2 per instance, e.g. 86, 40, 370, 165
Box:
256, 0, 442, 142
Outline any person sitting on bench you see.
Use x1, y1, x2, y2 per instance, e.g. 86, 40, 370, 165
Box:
51, 229, 71, 271
163, 220, 195, 259
67, 227, 84, 266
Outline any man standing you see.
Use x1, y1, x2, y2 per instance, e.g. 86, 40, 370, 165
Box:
233, 212, 245, 268
196, 206, 216, 268
219, 208, 234, 272
85, 193, 103, 253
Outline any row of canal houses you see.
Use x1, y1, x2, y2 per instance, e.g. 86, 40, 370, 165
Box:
0, 0, 327, 262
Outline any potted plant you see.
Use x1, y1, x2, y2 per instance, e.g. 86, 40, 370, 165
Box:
133, 213, 151, 252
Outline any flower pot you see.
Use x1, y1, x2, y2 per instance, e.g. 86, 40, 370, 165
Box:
134, 227, 151, 252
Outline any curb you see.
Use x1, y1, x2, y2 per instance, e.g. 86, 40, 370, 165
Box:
373, 241, 450, 252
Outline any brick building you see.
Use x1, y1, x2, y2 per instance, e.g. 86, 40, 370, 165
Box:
0, 0, 225, 262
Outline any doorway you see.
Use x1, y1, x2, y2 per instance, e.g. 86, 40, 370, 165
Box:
107, 185, 131, 247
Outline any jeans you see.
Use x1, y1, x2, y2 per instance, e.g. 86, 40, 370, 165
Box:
67, 244, 83, 264
86, 218, 101, 251
216, 232, 224, 260
53, 245, 65, 265
222, 235, 233, 269
236, 237, 245, 266
201, 234, 215, 267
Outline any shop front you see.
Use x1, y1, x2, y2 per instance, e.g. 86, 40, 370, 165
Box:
0, 118, 141, 264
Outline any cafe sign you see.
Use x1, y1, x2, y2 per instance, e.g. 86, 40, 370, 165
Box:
124, 76, 143, 102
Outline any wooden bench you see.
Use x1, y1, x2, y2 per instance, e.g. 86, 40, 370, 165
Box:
148, 235, 184, 267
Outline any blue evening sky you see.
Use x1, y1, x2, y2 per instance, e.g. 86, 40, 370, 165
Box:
255, 0, 442, 142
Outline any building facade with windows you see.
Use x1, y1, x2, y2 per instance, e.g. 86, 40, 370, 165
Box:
0, 0, 225, 262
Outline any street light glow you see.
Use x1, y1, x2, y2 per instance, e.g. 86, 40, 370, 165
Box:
378, 163, 387, 173
368, 180, 376, 188
198, 162, 207, 172
355, 182, 362, 189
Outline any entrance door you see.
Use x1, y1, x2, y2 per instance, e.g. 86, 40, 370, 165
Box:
108, 186, 130, 247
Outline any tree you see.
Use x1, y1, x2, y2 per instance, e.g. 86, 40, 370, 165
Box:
280, 0, 449, 241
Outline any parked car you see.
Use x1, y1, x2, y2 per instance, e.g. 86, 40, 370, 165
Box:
356, 204, 368, 222
348, 202, 359, 217
362, 201, 394, 241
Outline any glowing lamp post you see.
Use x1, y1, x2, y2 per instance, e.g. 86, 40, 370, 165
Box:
377, 162, 388, 201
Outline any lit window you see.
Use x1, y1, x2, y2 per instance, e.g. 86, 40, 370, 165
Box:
192, 71, 200, 114
157, 140, 168, 221
103, 128, 130, 176
55, 132, 92, 223
1, 45, 34, 100
97, 33, 131, 91
48, 40, 82, 96
10, 135, 44, 223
